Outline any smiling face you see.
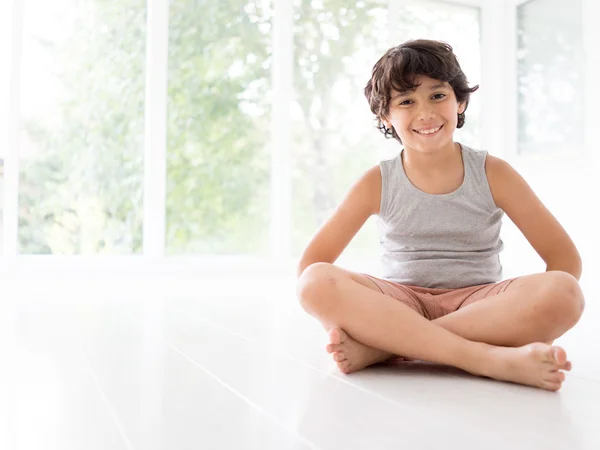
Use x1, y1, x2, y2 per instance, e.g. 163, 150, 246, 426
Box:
383, 75, 466, 153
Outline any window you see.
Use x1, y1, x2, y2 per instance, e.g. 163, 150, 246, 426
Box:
165, 0, 273, 255
7, 0, 482, 265
517, 0, 583, 155
18, 0, 147, 254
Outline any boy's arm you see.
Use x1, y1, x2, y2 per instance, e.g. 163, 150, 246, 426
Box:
485, 155, 582, 280
297, 165, 382, 278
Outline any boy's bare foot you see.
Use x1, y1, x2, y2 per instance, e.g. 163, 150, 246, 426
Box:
325, 328, 572, 391
483, 343, 572, 391
325, 328, 400, 374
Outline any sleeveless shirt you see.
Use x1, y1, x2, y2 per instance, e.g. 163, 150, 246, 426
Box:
376, 143, 505, 289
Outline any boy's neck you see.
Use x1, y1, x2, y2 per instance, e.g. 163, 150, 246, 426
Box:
401, 141, 462, 175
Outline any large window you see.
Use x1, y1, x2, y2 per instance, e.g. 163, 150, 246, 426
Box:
517, 0, 583, 155
165, 0, 273, 255
17, 0, 147, 254
5, 0, 481, 264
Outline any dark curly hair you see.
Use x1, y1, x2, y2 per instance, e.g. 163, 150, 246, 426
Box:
364, 39, 479, 144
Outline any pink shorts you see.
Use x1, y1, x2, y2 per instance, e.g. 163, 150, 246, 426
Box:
361, 274, 519, 320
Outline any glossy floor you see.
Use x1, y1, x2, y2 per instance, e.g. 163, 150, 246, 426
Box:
0, 274, 598, 450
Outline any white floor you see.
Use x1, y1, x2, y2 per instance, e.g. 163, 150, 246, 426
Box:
0, 273, 599, 450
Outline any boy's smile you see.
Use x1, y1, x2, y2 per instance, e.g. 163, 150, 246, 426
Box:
384, 75, 465, 154
413, 124, 443, 137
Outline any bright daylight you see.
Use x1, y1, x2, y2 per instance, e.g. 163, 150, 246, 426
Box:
0, 0, 599, 449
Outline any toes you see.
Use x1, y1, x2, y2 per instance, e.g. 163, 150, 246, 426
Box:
333, 352, 346, 362
331, 327, 349, 345
538, 344, 567, 365
326, 343, 339, 354
328, 328, 343, 345
550, 346, 567, 365
327, 328, 348, 353
553, 360, 572, 371
547, 371, 566, 383
338, 360, 351, 374
542, 380, 562, 392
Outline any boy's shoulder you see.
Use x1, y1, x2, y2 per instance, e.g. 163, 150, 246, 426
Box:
348, 163, 382, 216
483, 152, 509, 176
483, 153, 516, 210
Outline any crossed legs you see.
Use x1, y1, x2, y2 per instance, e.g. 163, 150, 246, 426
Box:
297, 263, 585, 391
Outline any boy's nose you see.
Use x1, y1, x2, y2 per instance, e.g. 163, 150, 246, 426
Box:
415, 105, 436, 121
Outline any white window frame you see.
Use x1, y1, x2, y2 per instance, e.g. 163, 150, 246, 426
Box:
480, 0, 509, 159
142, 0, 169, 261
270, 0, 293, 267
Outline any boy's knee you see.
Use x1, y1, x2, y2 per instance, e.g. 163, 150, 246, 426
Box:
543, 271, 585, 325
296, 263, 342, 310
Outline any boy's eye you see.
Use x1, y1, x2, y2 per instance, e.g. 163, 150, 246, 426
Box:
398, 93, 446, 106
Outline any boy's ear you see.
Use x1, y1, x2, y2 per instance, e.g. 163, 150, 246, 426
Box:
458, 102, 467, 115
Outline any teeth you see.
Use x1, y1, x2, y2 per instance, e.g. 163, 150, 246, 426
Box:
416, 126, 441, 135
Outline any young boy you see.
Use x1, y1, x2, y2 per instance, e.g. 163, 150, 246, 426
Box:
296, 39, 584, 392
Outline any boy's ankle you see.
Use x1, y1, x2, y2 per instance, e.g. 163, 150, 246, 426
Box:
460, 341, 496, 378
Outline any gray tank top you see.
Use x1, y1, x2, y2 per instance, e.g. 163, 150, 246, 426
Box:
376, 143, 504, 289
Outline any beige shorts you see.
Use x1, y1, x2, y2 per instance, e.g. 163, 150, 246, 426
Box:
361, 274, 519, 320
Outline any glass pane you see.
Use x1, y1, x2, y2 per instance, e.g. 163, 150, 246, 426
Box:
18, 0, 146, 254
517, 0, 583, 155
292, 0, 481, 265
0, 2, 9, 255
165, 0, 272, 255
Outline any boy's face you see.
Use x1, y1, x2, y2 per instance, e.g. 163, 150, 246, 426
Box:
384, 75, 466, 152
